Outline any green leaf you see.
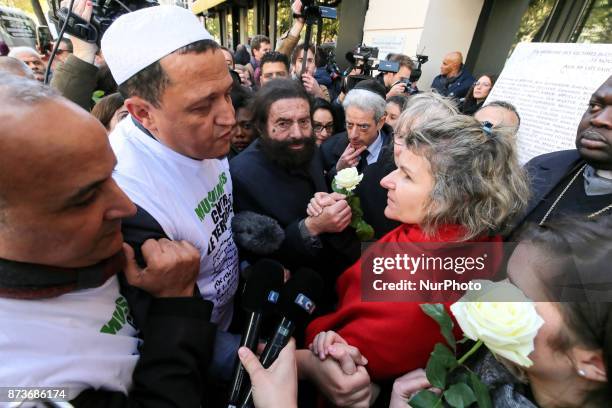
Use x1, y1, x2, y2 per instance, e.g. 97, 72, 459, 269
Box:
431, 343, 458, 370
425, 351, 448, 389
355, 221, 374, 241
457, 336, 471, 345
443, 383, 477, 408
469, 372, 493, 408
408, 390, 442, 408
420, 304, 456, 351
331, 180, 348, 195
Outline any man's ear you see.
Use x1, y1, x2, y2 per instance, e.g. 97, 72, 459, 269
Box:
574, 348, 608, 383
377, 113, 387, 131
124, 96, 158, 133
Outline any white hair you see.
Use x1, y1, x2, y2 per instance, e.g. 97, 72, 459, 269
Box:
8, 46, 40, 59
342, 89, 386, 122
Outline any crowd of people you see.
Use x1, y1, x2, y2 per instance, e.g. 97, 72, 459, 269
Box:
1, 0, 611, 407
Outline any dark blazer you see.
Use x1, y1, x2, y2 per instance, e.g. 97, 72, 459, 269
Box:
320, 123, 394, 180
509, 149, 583, 234
354, 145, 401, 239
230, 140, 360, 276
430, 67, 475, 100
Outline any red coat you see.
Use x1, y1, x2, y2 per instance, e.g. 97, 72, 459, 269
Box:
305, 224, 502, 381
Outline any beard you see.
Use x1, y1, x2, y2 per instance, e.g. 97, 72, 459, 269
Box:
259, 133, 317, 170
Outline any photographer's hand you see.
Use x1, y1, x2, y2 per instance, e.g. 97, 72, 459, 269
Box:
61, 0, 98, 64
386, 81, 407, 98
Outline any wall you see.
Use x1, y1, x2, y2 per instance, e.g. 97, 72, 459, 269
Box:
417, 0, 484, 89
360, 0, 484, 90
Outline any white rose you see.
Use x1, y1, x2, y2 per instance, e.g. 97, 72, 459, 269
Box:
334, 168, 363, 192
450, 280, 544, 367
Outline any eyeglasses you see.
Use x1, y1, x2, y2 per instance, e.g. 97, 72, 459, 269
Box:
346, 122, 372, 132
313, 123, 334, 134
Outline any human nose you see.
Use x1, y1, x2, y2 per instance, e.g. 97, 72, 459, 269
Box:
216, 97, 236, 127
380, 170, 397, 190
105, 179, 137, 220
591, 106, 612, 129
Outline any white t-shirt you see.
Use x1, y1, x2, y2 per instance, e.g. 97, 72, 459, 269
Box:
0, 276, 139, 402
110, 118, 239, 329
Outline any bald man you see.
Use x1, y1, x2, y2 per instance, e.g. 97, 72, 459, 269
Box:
0, 56, 34, 79
430, 51, 475, 100
0, 73, 216, 406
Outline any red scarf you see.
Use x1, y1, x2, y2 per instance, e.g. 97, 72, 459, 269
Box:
305, 224, 502, 381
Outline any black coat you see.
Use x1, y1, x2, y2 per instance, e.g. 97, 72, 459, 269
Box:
319, 124, 394, 180
230, 140, 360, 289
320, 125, 399, 238
69, 206, 217, 407
508, 149, 583, 235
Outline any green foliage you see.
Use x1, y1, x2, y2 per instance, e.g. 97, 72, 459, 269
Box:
420, 304, 456, 351
444, 383, 477, 408
469, 372, 493, 408
409, 304, 494, 408
409, 390, 442, 408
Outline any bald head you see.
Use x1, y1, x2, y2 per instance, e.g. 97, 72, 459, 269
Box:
0, 56, 34, 79
0, 74, 107, 208
0, 73, 136, 267
440, 51, 463, 77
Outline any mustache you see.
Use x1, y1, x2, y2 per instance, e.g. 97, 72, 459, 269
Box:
580, 129, 606, 142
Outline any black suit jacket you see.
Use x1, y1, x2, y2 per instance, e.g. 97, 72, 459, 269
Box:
509, 149, 583, 234
320, 124, 394, 182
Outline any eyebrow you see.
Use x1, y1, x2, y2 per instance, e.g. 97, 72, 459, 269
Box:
187, 82, 233, 110
399, 165, 413, 176
64, 178, 107, 206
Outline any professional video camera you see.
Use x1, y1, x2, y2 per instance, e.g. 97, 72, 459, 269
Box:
47, 0, 157, 45
296, 0, 337, 78
397, 54, 429, 95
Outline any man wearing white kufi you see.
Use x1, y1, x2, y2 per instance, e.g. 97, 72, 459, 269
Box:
102, 4, 240, 378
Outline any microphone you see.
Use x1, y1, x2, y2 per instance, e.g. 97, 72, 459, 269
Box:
232, 211, 285, 255
227, 259, 285, 408
239, 268, 324, 408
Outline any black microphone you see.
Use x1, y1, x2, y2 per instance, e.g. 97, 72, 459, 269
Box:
227, 259, 285, 408
232, 211, 285, 255
239, 268, 324, 408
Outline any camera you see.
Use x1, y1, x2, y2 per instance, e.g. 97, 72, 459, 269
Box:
48, 0, 157, 45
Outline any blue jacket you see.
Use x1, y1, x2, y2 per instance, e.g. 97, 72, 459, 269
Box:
430, 66, 475, 99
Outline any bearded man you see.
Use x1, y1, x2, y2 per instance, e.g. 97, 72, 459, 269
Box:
229, 79, 359, 299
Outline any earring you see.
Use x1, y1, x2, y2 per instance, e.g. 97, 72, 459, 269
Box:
577, 369, 587, 377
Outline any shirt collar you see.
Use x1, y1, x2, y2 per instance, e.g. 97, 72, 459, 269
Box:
365, 131, 383, 165
584, 164, 612, 196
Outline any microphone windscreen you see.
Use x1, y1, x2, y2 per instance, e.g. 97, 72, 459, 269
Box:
277, 268, 324, 325
242, 259, 285, 312
232, 211, 285, 255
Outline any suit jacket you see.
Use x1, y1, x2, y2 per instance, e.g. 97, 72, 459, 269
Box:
509, 149, 583, 234
430, 67, 475, 100
230, 140, 360, 279
320, 123, 394, 180
320, 125, 399, 239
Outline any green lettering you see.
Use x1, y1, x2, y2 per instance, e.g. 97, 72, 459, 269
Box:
101, 318, 123, 334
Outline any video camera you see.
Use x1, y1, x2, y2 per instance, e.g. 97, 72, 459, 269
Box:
343, 46, 429, 95
397, 54, 429, 95
47, 0, 157, 45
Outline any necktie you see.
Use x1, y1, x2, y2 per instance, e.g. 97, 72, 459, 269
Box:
356, 150, 369, 173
